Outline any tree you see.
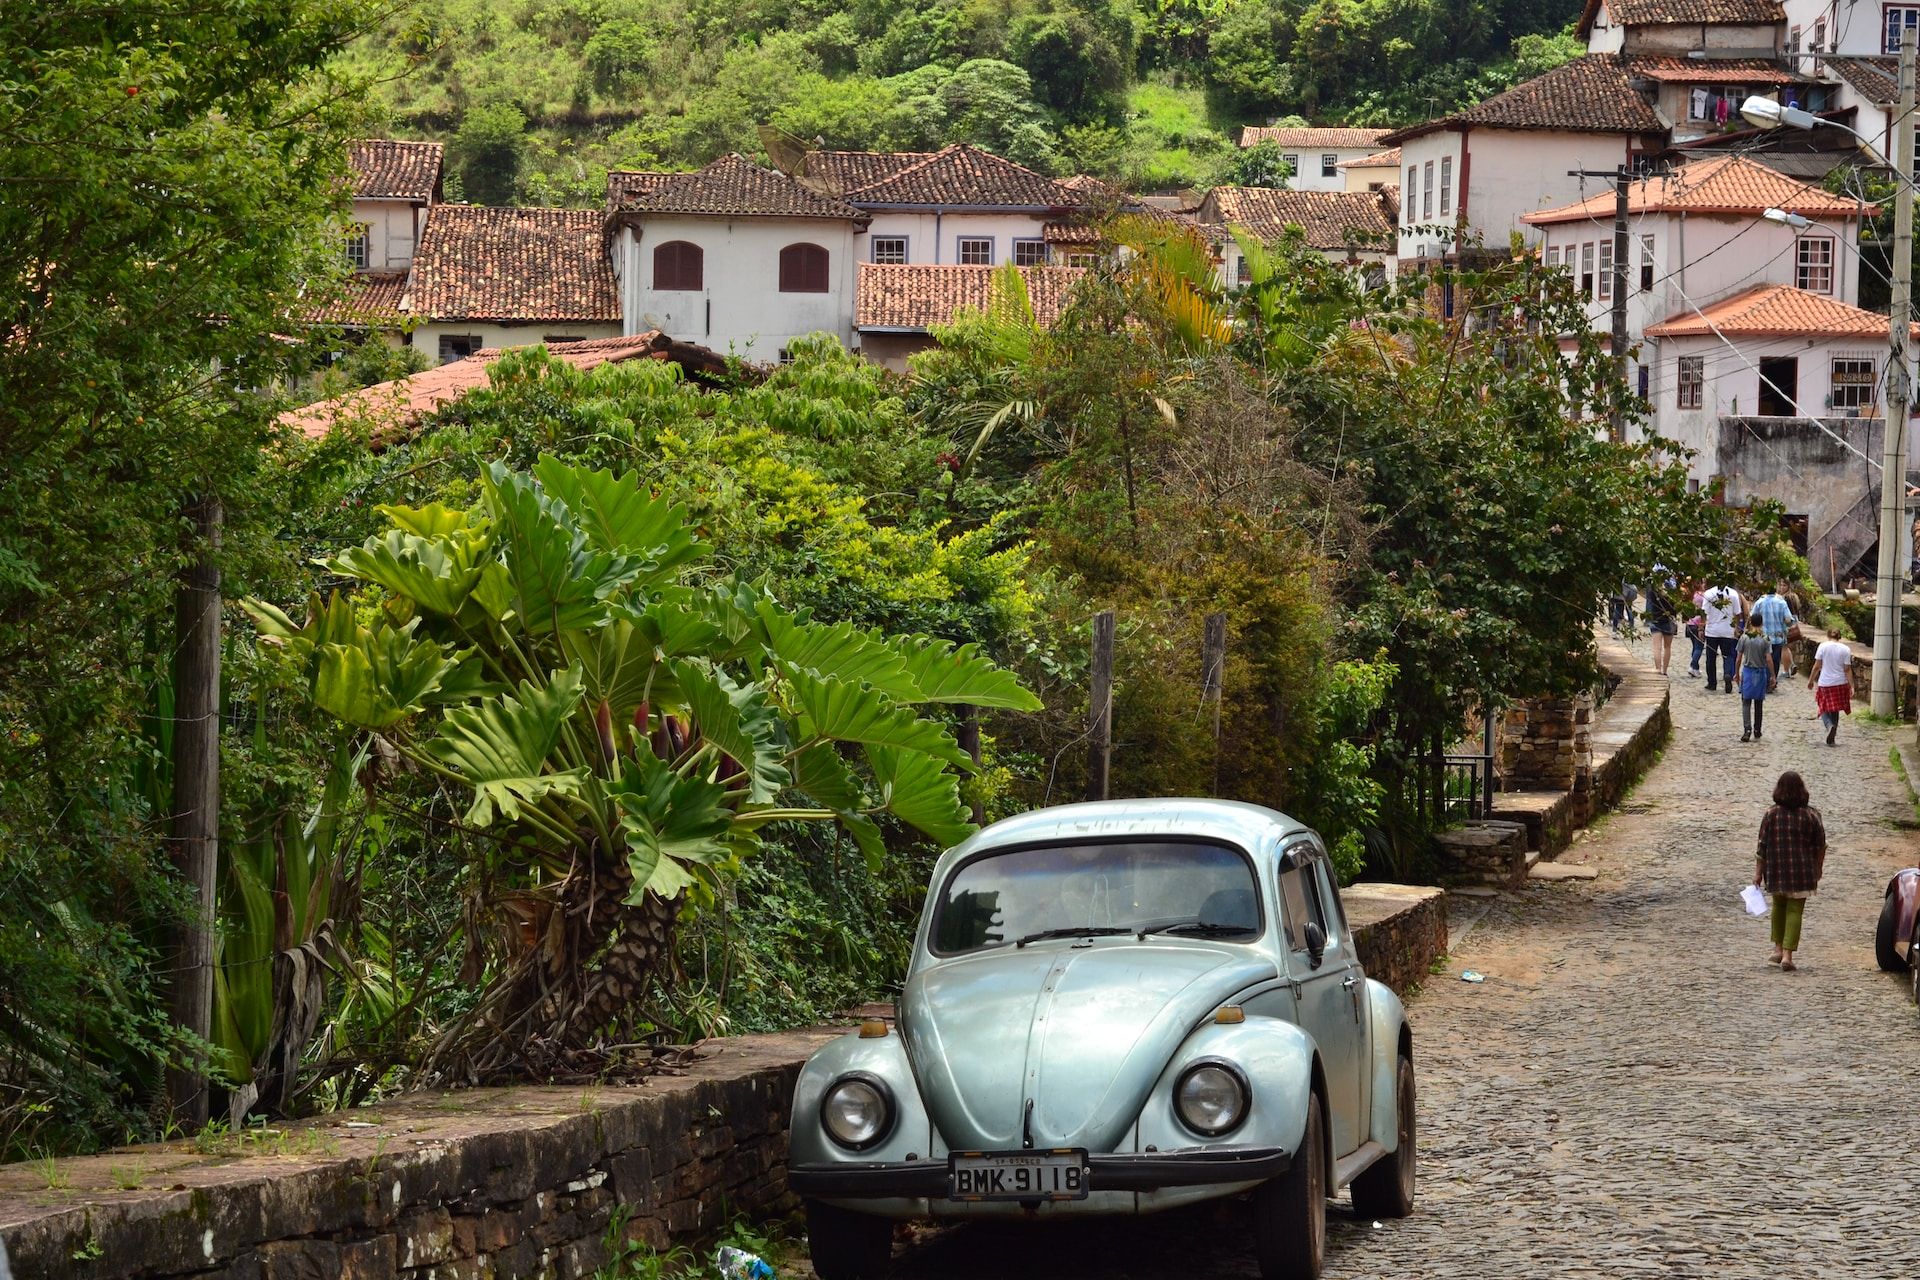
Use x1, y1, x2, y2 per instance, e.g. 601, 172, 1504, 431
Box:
0, 0, 368, 1153
249, 456, 1037, 1082
452, 102, 528, 205
1212, 140, 1296, 189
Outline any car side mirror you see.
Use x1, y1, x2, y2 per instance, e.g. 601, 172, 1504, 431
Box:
1304, 921, 1326, 969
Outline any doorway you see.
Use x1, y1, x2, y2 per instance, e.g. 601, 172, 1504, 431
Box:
1758, 356, 1799, 416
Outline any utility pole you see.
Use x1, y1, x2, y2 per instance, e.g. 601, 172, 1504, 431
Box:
1569, 166, 1634, 441
1874, 29, 1915, 718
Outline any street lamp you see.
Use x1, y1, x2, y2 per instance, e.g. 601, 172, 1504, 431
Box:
1761, 207, 1812, 229
1738, 96, 1824, 133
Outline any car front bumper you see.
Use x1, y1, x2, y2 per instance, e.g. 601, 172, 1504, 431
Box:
789, 1143, 1291, 1199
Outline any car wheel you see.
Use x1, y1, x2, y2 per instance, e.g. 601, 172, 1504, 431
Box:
1350, 1054, 1415, 1219
804, 1199, 894, 1280
1878, 893, 1904, 972
1251, 1090, 1325, 1280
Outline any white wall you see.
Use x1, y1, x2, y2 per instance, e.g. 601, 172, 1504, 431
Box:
1781, 0, 1879, 56
1395, 132, 1465, 260
1270, 145, 1393, 192
854, 211, 1054, 265
1585, 2, 1627, 53
1400, 128, 1642, 261
350, 197, 425, 271
409, 321, 622, 364
615, 215, 857, 359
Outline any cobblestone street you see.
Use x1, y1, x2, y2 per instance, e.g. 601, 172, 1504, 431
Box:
854, 646, 1920, 1278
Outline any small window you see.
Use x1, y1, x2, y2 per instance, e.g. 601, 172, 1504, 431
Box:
1320, 153, 1338, 178
1884, 9, 1914, 53
957, 237, 993, 266
1277, 850, 1329, 953
871, 236, 907, 264
654, 240, 704, 291
1422, 160, 1434, 220
1797, 237, 1834, 293
1787, 23, 1801, 52
1284, 154, 1300, 178
1013, 238, 1048, 267
438, 334, 481, 364
1544, 245, 1560, 269
1677, 354, 1704, 409
1581, 242, 1595, 296
1066, 252, 1099, 268
778, 242, 830, 292
1236, 254, 1252, 284
1637, 363, 1650, 398
1406, 166, 1416, 209
1832, 356, 1879, 410
1439, 155, 1452, 217
1640, 234, 1656, 292
1598, 239, 1614, 301
346, 223, 371, 270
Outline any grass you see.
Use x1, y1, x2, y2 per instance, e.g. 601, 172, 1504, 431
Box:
594, 1207, 796, 1280
31, 1150, 69, 1190
188, 1117, 341, 1161
1124, 79, 1235, 189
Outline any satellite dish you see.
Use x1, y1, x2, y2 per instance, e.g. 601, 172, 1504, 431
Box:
758, 124, 813, 177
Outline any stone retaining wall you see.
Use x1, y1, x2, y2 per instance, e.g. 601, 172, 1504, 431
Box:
0, 886, 1448, 1280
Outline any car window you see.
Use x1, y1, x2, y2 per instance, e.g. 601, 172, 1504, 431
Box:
1309, 856, 1345, 952
1277, 848, 1328, 953
931, 840, 1260, 955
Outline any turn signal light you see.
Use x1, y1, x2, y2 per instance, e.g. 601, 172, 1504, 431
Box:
1214, 1006, 1246, 1025
859, 1019, 891, 1039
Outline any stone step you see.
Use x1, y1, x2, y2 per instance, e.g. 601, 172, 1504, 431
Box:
1530, 861, 1600, 882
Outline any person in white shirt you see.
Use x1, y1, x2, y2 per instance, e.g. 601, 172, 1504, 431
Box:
1808, 627, 1854, 746
1700, 584, 1743, 694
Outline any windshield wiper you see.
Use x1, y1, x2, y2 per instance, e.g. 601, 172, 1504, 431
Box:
1014, 926, 1131, 948
1136, 920, 1254, 939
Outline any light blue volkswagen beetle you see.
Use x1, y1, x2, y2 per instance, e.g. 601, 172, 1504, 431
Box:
788, 799, 1417, 1280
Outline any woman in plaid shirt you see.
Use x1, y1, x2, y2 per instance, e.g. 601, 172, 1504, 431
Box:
1755, 770, 1827, 971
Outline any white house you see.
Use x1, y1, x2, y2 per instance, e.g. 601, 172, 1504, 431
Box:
407, 206, 623, 363
1236, 127, 1395, 192
1579, 0, 1785, 54
1521, 153, 1872, 391
1195, 186, 1398, 283
1381, 55, 1674, 266
310, 140, 443, 338
607, 154, 864, 360
1779, 0, 1907, 57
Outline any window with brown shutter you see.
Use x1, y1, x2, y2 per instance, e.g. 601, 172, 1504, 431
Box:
653, 240, 703, 291
779, 243, 830, 293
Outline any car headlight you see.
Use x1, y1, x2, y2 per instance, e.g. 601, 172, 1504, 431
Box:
820, 1073, 895, 1150
1175, 1061, 1250, 1137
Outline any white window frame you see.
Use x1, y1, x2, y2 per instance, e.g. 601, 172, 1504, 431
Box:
957, 236, 994, 266
346, 222, 371, 270
1677, 354, 1704, 410
1831, 354, 1879, 410
1013, 238, 1048, 267
1320, 153, 1338, 178
1422, 160, 1434, 220
1284, 154, 1300, 178
1796, 235, 1835, 293
1885, 6, 1916, 54
1439, 156, 1452, 216
438, 334, 481, 365
1640, 233, 1656, 291
1581, 242, 1595, 296
871, 236, 908, 264
1066, 252, 1099, 268
1598, 239, 1614, 301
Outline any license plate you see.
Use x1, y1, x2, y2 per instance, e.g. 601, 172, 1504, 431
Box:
947, 1149, 1089, 1201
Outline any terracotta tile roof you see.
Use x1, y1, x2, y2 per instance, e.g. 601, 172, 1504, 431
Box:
1579, 0, 1782, 35
610, 154, 865, 219
1645, 285, 1914, 337
410, 206, 620, 324
855, 263, 1086, 330
1523, 154, 1872, 224
803, 151, 929, 194
607, 170, 675, 208
1824, 56, 1900, 105
349, 140, 443, 202
1382, 55, 1666, 143
1238, 126, 1393, 149
281, 332, 727, 441
1379, 183, 1401, 222
1338, 147, 1402, 169
306, 272, 408, 326
1045, 221, 1103, 244
1625, 55, 1798, 84
840, 144, 1080, 209
1196, 188, 1396, 249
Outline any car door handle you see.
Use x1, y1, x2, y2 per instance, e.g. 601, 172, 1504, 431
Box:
1341, 976, 1357, 990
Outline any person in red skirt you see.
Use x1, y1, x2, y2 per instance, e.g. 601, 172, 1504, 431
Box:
1807, 627, 1853, 746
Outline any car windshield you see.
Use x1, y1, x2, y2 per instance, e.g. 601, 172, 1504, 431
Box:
930, 840, 1260, 955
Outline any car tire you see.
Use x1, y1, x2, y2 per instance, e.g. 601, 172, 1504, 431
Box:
1878, 893, 1904, 972
804, 1199, 894, 1280
1350, 1054, 1416, 1219
1251, 1090, 1325, 1280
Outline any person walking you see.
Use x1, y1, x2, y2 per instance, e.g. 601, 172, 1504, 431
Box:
1753, 770, 1826, 971
1750, 583, 1796, 692
1736, 619, 1772, 740
1701, 583, 1743, 693
1808, 627, 1853, 746
1646, 574, 1678, 675
1684, 580, 1707, 678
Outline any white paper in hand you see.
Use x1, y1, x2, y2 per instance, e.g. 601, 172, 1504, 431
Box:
1740, 884, 1768, 917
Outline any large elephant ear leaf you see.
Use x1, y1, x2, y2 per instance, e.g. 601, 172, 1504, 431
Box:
482, 463, 643, 634
893, 635, 1041, 710
561, 617, 655, 723
670, 660, 790, 802
790, 742, 866, 811
311, 625, 465, 729
869, 745, 976, 848
786, 669, 973, 768
532, 455, 705, 584
425, 668, 589, 826
327, 528, 491, 618
757, 601, 914, 693
377, 501, 473, 539
616, 755, 738, 902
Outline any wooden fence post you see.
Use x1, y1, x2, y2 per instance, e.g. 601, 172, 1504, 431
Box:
1201, 612, 1227, 796
1087, 611, 1115, 802
166, 496, 222, 1128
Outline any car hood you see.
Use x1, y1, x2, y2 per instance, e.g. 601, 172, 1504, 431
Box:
899, 941, 1276, 1153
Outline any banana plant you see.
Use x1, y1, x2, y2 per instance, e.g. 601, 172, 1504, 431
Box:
245, 456, 1037, 1080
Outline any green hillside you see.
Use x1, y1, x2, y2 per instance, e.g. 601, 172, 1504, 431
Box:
341, 0, 1584, 205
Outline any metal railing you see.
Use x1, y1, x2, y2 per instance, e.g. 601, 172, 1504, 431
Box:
1439, 752, 1495, 821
